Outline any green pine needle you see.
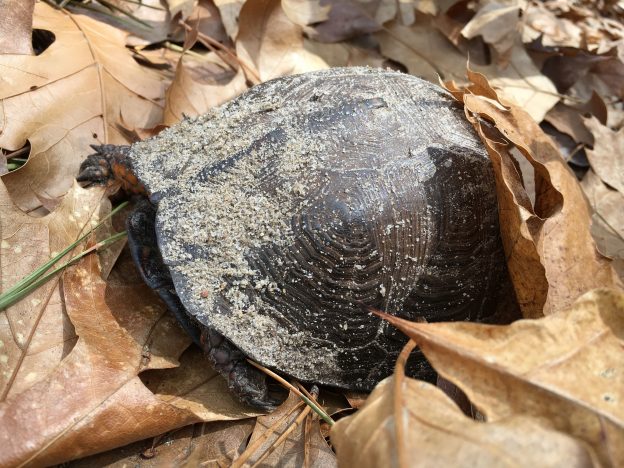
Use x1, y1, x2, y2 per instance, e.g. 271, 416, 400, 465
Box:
0, 202, 129, 311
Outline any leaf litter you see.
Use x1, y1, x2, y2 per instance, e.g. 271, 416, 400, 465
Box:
1, 0, 623, 466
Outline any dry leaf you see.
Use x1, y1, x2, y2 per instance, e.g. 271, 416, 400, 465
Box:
332, 378, 597, 467
380, 288, 624, 467
0, 0, 35, 54
582, 169, 624, 279
67, 419, 256, 467
544, 102, 594, 145
473, 44, 560, 122
584, 116, 624, 194
281, 0, 331, 26
461, 3, 521, 64
376, 18, 468, 82
236, 0, 328, 83
213, 0, 245, 40
184, 0, 231, 46
0, 182, 105, 400
236, 392, 336, 467
445, 69, 621, 315
304, 1, 380, 43
0, 3, 165, 211
0, 229, 256, 466
164, 54, 247, 125
523, 2, 583, 49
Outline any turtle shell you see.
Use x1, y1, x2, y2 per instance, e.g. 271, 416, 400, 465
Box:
127, 67, 506, 390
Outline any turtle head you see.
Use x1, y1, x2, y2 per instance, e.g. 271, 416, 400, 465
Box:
77, 144, 147, 196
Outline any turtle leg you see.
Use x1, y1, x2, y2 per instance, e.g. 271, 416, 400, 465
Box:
126, 199, 201, 346
127, 200, 279, 411
201, 328, 282, 412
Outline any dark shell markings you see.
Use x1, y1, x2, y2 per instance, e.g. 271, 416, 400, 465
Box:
127, 67, 507, 390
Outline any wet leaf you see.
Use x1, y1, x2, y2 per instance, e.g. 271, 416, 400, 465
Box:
0, 3, 166, 211
379, 288, 624, 467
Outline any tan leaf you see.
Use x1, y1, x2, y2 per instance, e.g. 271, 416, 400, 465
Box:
168, 0, 198, 18
164, 55, 247, 125
65, 420, 255, 467
523, 3, 583, 49
236, 0, 328, 83
282, 0, 331, 26
379, 288, 624, 467
213, 0, 245, 40
473, 44, 560, 122
444, 69, 621, 315
376, 18, 468, 82
0, 3, 165, 211
0, 0, 35, 54
0, 245, 254, 466
303, 39, 387, 69
234, 392, 336, 467
332, 377, 597, 467
582, 169, 624, 279
544, 103, 594, 145
0, 182, 106, 400
584, 116, 624, 194
461, 3, 521, 63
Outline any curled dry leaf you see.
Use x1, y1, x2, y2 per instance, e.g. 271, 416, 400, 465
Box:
0, 223, 257, 466
0, 3, 165, 211
331, 378, 597, 467
584, 116, 624, 194
379, 288, 624, 467
236, 0, 328, 83
444, 69, 621, 316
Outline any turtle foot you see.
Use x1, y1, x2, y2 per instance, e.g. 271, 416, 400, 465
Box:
77, 146, 117, 186
202, 328, 282, 412
77, 144, 145, 194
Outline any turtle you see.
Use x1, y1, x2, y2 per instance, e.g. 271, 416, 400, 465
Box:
77, 67, 511, 411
